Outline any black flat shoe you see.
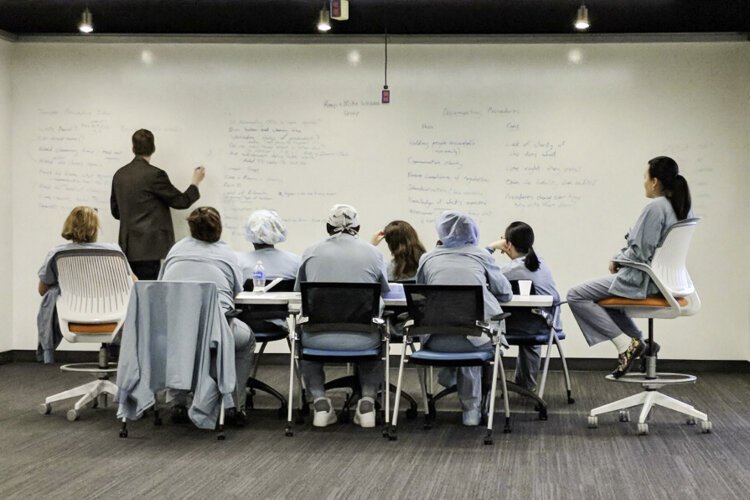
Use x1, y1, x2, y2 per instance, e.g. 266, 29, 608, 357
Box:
170, 404, 190, 424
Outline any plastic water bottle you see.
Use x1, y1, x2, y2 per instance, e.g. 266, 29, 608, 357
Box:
252, 260, 266, 290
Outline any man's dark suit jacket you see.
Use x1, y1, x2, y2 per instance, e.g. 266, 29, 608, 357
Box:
110, 157, 200, 262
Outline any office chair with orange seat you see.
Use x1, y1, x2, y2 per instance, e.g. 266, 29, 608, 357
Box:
587, 218, 711, 435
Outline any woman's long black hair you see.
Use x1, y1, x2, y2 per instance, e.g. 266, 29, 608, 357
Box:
505, 221, 540, 272
648, 156, 691, 220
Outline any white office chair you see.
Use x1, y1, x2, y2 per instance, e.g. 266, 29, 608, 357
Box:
38, 248, 133, 421
587, 218, 711, 435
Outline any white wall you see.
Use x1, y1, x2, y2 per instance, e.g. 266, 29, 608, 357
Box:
0, 38, 12, 353
8, 40, 750, 361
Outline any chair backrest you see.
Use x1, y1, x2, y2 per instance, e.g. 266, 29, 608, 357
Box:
243, 278, 296, 292
55, 248, 133, 342
299, 282, 381, 332
505, 280, 549, 333
650, 218, 699, 298
403, 284, 484, 336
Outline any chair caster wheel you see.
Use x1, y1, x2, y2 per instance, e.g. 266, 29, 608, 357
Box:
388, 433, 398, 441
686, 417, 696, 426
119, 430, 128, 438
285, 427, 294, 437
217, 433, 226, 441
567, 397, 576, 405
700, 420, 712, 433
539, 408, 548, 421
38, 403, 51, 415
503, 425, 512, 434
405, 407, 418, 420
637, 423, 649, 435
588, 416, 598, 429
484, 438, 493, 445
381, 427, 390, 438
66, 409, 79, 422
619, 410, 630, 422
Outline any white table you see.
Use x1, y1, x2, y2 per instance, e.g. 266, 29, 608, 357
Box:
235, 291, 553, 309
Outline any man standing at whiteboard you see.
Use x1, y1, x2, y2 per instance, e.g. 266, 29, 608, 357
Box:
110, 129, 205, 280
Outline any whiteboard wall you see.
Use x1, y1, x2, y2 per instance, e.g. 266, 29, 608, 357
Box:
9, 41, 750, 360
0, 38, 12, 353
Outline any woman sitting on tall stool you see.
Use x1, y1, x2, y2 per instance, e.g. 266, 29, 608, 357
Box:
487, 221, 561, 392
567, 156, 693, 378
37, 206, 135, 364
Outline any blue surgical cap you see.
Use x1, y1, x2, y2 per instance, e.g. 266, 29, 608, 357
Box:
435, 210, 480, 248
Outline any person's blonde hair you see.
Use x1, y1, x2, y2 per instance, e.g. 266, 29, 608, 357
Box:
61, 206, 99, 243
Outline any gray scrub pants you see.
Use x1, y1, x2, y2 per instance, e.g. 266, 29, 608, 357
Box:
231, 318, 256, 411
300, 332, 383, 400
425, 335, 492, 413
566, 275, 642, 346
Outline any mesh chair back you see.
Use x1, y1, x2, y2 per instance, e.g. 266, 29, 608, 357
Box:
506, 280, 548, 334
239, 279, 297, 331
300, 282, 381, 334
56, 249, 133, 323
650, 218, 699, 298
404, 285, 484, 337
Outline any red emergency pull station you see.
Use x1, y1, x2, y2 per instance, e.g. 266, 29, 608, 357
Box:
382, 86, 390, 104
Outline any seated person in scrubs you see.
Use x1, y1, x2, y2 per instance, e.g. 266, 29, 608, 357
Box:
488, 221, 562, 392
295, 204, 390, 429
566, 156, 693, 378
37, 206, 135, 364
370, 220, 426, 282
237, 209, 301, 332
417, 210, 512, 426
237, 209, 301, 287
160, 206, 255, 425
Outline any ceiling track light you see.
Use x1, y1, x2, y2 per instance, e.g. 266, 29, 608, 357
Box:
574, 3, 590, 31
317, 4, 332, 32
79, 7, 93, 33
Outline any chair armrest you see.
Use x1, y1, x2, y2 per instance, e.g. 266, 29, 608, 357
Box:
491, 312, 511, 322
611, 258, 682, 309
296, 316, 309, 325
612, 258, 652, 274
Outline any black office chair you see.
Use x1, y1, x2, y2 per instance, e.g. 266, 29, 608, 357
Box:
236, 279, 296, 417
390, 284, 511, 445
286, 282, 388, 436
502, 280, 574, 420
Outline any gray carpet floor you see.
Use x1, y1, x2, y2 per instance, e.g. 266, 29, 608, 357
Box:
1, 362, 749, 499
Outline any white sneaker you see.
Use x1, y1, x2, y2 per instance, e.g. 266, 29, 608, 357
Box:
312, 397, 337, 427
354, 397, 376, 428
462, 409, 481, 427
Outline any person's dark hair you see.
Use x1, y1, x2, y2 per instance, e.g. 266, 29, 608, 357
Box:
505, 221, 540, 272
383, 220, 427, 280
648, 156, 691, 220
187, 207, 222, 243
326, 223, 360, 236
132, 129, 155, 156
